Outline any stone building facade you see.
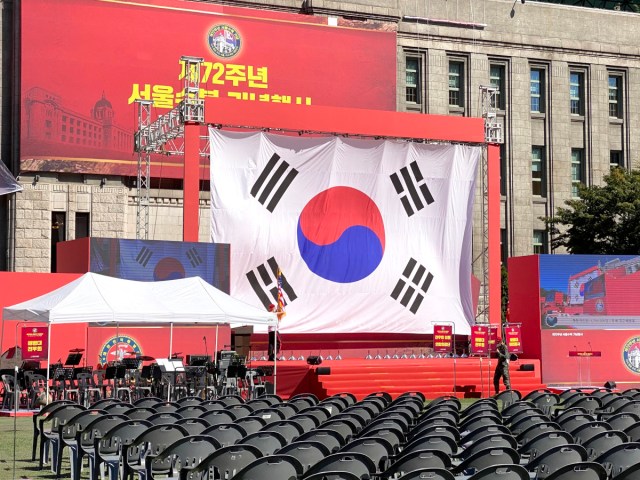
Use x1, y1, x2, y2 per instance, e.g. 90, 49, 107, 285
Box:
2, 0, 640, 273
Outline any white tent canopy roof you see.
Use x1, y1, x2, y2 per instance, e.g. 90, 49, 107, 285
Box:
2, 272, 277, 326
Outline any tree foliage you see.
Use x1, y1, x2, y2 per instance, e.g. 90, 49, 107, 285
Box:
544, 168, 640, 254
501, 265, 509, 324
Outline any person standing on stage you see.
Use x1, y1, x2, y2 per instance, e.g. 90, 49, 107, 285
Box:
494, 341, 511, 394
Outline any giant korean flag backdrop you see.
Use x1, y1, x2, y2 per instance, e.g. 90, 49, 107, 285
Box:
210, 130, 480, 334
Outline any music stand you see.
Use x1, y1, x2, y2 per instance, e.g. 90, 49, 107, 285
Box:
188, 355, 210, 367
49, 363, 63, 380
104, 365, 126, 398
122, 358, 141, 370
64, 353, 83, 366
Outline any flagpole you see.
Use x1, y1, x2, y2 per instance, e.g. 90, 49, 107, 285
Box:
273, 319, 278, 396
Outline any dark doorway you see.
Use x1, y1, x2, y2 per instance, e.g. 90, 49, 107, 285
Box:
51, 211, 66, 272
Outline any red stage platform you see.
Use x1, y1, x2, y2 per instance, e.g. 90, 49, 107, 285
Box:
259, 357, 545, 401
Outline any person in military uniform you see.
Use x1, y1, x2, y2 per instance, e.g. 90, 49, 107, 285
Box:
494, 341, 511, 394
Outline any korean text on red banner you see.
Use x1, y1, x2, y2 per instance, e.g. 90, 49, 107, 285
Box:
21, 326, 48, 360
470, 325, 489, 355
433, 325, 453, 353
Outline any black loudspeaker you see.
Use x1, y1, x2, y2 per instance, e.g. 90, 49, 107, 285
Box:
264, 381, 274, 395
307, 356, 323, 365
316, 367, 331, 375
519, 364, 534, 371
604, 380, 617, 390
267, 331, 280, 361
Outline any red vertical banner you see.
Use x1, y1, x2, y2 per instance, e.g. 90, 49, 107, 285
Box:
470, 325, 489, 355
488, 325, 499, 353
21, 326, 48, 360
505, 324, 523, 354
433, 325, 453, 354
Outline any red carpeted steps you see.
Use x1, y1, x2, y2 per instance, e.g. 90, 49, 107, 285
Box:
310, 358, 546, 400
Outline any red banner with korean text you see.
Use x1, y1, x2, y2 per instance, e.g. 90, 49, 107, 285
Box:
433, 325, 453, 354
488, 325, 499, 353
21, 326, 48, 360
470, 325, 489, 355
20, 0, 397, 178
505, 324, 523, 354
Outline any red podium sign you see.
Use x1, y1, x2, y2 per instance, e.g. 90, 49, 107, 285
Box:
569, 351, 602, 357
21, 326, 48, 360
433, 325, 453, 353
505, 325, 523, 354
470, 325, 489, 355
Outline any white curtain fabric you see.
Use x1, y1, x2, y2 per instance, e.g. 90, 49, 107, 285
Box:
210, 129, 480, 335
0, 161, 22, 195
2, 272, 277, 326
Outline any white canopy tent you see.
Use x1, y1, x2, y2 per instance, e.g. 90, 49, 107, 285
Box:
2, 272, 279, 398
0, 161, 22, 196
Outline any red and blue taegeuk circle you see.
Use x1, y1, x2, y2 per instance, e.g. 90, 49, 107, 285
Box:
153, 257, 186, 281
297, 187, 385, 283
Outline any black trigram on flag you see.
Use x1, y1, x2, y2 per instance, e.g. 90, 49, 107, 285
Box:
135, 246, 153, 267
391, 258, 434, 314
246, 257, 298, 309
390, 161, 434, 217
250, 153, 298, 212
185, 247, 203, 268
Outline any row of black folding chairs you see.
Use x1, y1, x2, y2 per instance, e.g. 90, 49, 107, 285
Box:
372, 391, 640, 479
518, 387, 640, 418
32, 390, 400, 479
35, 388, 640, 480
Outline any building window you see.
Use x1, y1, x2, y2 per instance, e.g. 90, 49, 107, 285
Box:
532, 146, 545, 197
490, 64, 505, 110
500, 142, 507, 195
501, 228, 508, 265
51, 212, 66, 272
530, 68, 544, 113
571, 148, 585, 198
448, 60, 464, 108
533, 230, 548, 254
406, 57, 420, 104
570, 71, 584, 115
610, 150, 623, 170
608, 75, 622, 118
75, 212, 90, 239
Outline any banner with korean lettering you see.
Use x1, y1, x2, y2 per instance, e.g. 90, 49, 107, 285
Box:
433, 325, 453, 354
470, 325, 489, 355
505, 324, 523, 354
488, 325, 499, 353
20, 0, 396, 177
21, 326, 48, 360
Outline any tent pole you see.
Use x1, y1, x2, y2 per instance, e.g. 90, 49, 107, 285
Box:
214, 324, 219, 366
273, 321, 278, 396
85, 324, 89, 367
168, 323, 174, 402
169, 323, 174, 358
46, 324, 51, 404
0, 316, 5, 368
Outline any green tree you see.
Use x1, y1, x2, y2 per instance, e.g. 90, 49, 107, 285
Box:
501, 264, 509, 324
544, 168, 640, 254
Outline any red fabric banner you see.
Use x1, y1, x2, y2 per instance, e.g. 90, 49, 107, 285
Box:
505, 324, 523, 354
470, 325, 489, 355
21, 326, 48, 360
433, 325, 453, 354
488, 325, 499, 352
20, 0, 397, 177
